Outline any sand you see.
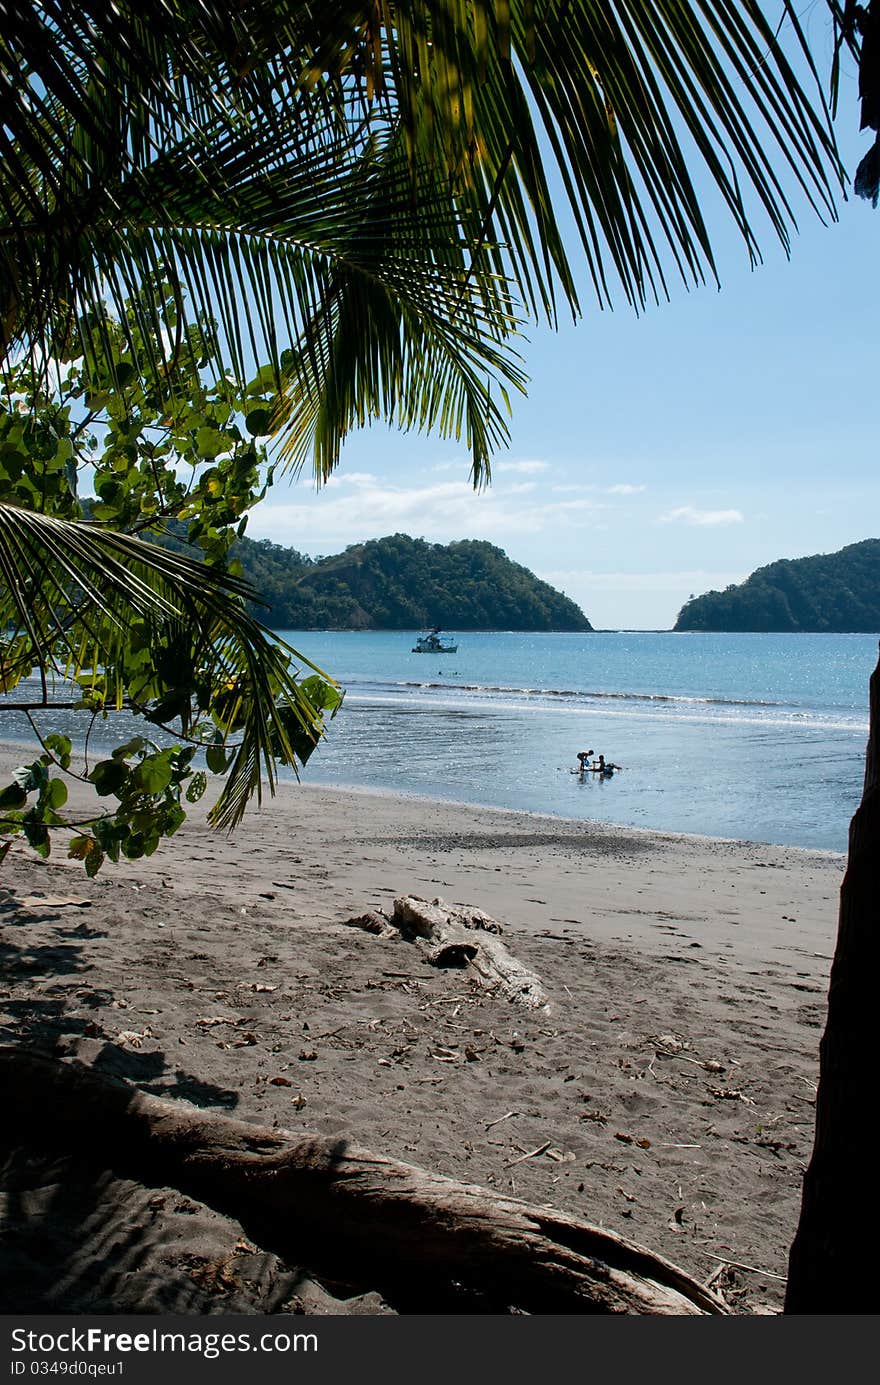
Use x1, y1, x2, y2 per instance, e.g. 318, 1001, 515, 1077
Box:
0, 744, 845, 1314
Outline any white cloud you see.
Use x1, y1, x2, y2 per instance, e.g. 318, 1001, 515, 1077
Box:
251, 475, 604, 550
321, 471, 380, 489
550, 481, 645, 496
659, 505, 744, 526
494, 459, 550, 474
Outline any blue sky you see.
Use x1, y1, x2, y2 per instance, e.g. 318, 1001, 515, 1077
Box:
249, 35, 879, 630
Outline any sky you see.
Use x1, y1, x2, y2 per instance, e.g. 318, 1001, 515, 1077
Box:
247, 25, 879, 630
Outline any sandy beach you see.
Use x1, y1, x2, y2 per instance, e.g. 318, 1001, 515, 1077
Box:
0, 743, 845, 1314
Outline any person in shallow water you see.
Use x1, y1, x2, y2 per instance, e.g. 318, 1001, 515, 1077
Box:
576, 750, 594, 771
597, 755, 623, 773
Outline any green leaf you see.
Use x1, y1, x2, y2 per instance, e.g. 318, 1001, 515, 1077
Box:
114, 362, 137, 388
245, 407, 272, 437
64, 457, 78, 497
300, 676, 345, 719
0, 783, 28, 810
84, 848, 106, 878
23, 820, 50, 857
111, 737, 149, 761
185, 770, 208, 803
171, 746, 197, 773
206, 744, 231, 775
93, 818, 126, 862
162, 806, 187, 836
134, 754, 173, 794
89, 760, 130, 797
196, 426, 227, 458
45, 734, 73, 769
47, 778, 68, 810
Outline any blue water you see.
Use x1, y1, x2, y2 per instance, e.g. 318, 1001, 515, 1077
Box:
1, 631, 875, 851
275, 630, 875, 852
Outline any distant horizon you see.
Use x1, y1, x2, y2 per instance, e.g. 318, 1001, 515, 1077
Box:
274, 625, 880, 636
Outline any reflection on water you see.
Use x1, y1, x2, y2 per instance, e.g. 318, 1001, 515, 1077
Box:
2, 631, 873, 852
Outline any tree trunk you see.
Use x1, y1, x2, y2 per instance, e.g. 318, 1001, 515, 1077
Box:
0, 1047, 726, 1315
785, 643, 880, 1312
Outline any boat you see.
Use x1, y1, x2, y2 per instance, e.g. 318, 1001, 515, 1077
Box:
412, 627, 458, 654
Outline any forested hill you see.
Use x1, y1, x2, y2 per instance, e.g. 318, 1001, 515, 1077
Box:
235, 533, 592, 630
674, 540, 880, 632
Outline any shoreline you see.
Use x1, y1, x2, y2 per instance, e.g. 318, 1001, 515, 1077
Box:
0, 732, 849, 862
292, 777, 849, 862
0, 747, 843, 1313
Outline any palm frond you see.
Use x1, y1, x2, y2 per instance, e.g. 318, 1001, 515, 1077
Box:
2, 2, 846, 477
0, 502, 339, 829
350, 1, 843, 311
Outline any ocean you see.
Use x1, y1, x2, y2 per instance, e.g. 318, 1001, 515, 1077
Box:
1, 630, 875, 852
276, 629, 875, 853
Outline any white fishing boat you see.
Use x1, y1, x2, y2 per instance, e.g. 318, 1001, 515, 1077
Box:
412, 628, 458, 654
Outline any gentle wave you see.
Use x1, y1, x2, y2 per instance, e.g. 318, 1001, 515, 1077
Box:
348, 689, 868, 734
395, 679, 786, 708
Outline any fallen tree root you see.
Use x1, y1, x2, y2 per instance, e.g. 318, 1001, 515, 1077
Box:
0, 1048, 726, 1314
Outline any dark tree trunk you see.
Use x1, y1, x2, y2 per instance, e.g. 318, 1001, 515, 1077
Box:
0, 1048, 726, 1315
786, 644, 880, 1312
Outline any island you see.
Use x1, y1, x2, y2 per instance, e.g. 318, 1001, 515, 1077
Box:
227, 532, 592, 631
674, 539, 880, 632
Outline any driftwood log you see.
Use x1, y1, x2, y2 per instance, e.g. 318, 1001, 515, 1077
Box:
0, 1048, 727, 1315
348, 895, 550, 1011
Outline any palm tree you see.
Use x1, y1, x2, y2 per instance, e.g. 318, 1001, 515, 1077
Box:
0, 2, 845, 814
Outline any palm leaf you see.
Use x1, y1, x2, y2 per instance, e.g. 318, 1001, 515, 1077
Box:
0, 502, 339, 829
2, 2, 846, 478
